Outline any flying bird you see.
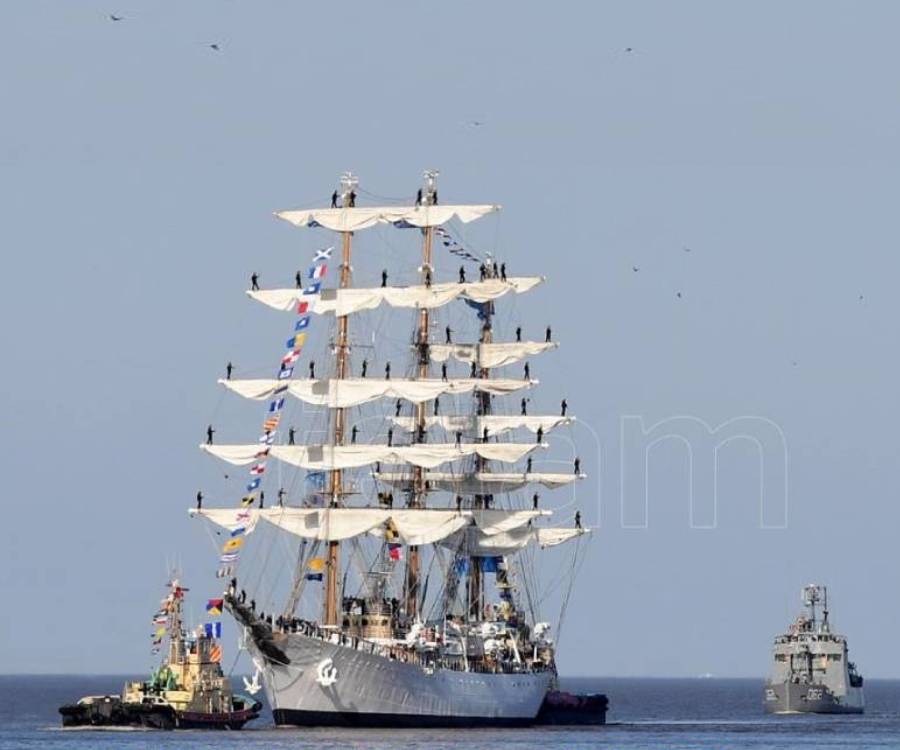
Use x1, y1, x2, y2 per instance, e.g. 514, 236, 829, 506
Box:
209, 43, 221, 51
632, 265, 640, 272
109, 13, 124, 21
624, 47, 633, 52
683, 246, 692, 253
676, 291, 682, 299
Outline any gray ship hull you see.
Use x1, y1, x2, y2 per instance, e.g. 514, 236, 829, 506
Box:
764, 682, 864, 714
246, 630, 552, 727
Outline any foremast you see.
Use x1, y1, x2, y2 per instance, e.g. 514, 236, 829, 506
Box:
325, 172, 357, 627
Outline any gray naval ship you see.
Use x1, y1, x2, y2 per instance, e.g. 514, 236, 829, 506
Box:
764, 584, 864, 714
191, 172, 595, 726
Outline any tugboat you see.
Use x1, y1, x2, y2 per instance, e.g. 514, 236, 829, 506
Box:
60, 579, 261, 729
764, 584, 864, 714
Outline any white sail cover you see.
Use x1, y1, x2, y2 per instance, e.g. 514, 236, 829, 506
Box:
201, 442, 543, 470
439, 526, 590, 556
389, 415, 573, 436
275, 204, 499, 232
188, 507, 262, 535
219, 377, 535, 408
428, 342, 558, 369
247, 277, 544, 316
375, 471, 584, 494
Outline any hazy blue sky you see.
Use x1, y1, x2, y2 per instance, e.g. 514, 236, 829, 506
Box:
3, 0, 900, 678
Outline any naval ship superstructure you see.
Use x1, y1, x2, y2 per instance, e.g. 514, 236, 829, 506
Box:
764, 584, 864, 714
191, 172, 593, 726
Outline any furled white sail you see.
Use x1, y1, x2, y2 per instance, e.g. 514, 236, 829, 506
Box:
440, 525, 590, 556
375, 471, 584, 494
247, 277, 544, 316
275, 204, 499, 232
200, 442, 543, 470
259, 508, 387, 542
188, 507, 262, 535
389, 415, 573, 436
428, 342, 558, 369
365, 509, 472, 546
470, 509, 549, 535
219, 377, 535, 408
191, 506, 547, 545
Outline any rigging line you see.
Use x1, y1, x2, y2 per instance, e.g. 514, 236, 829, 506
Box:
556, 539, 589, 648
356, 186, 414, 204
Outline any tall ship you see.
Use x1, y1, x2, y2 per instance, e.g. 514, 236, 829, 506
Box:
191, 171, 594, 726
764, 584, 864, 714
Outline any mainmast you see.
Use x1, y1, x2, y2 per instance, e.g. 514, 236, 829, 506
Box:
406, 169, 439, 621
468, 268, 494, 621
325, 171, 357, 627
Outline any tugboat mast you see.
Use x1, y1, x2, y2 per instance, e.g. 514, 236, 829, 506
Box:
325, 171, 357, 627
406, 169, 439, 621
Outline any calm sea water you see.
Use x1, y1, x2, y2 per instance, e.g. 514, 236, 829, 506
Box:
2, 675, 899, 749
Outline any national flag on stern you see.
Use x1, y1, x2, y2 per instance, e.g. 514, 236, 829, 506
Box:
206, 599, 224, 615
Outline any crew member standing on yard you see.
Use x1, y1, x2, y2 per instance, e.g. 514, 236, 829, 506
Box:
295, 271, 302, 289
516, 326, 522, 343
206, 425, 215, 444
226, 361, 233, 380
445, 325, 452, 344
532, 492, 539, 510
331, 190, 338, 208
574, 456, 581, 474
251, 273, 259, 291
361, 359, 368, 378
288, 426, 296, 445
561, 398, 568, 416
545, 325, 552, 342
196, 491, 203, 510
459, 266, 466, 283
575, 511, 582, 529
382, 269, 388, 288
309, 361, 315, 379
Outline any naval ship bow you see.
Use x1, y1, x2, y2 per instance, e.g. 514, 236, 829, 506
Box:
192, 172, 591, 727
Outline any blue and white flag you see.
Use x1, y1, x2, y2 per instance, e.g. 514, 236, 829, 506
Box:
204, 622, 223, 638
314, 247, 333, 262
